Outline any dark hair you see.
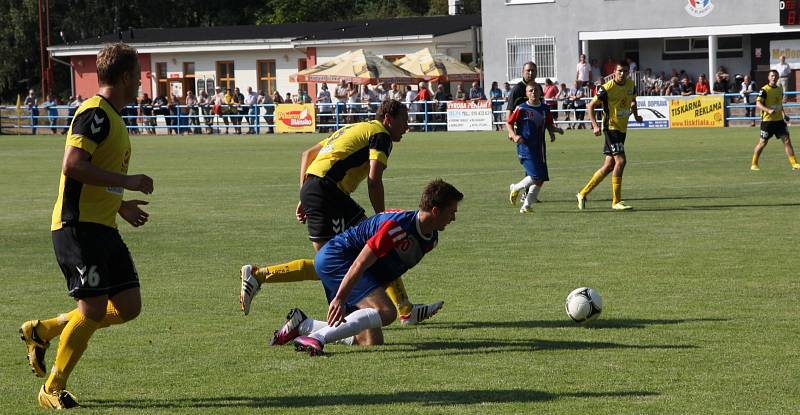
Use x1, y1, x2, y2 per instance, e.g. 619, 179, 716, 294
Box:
376, 99, 407, 120
419, 179, 463, 211
769, 69, 780, 77
96, 43, 138, 86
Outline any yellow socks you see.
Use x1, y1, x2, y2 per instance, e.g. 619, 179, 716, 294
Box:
386, 278, 413, 316
253, 259, 317, 284
752, 154, 760, 167
612, 176, 622, 205
36, 310, 80, 342
44, 312, 100, 392
789, 155, 798, 166
579, 170, 608, 197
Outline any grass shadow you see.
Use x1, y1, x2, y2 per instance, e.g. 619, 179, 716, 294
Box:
84, 389, 658, 409
416, 317, 727, 330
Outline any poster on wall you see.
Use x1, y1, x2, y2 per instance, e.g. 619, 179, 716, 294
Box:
628, 96, 670, 129
170, 81, 183, 98
770, 39, 800, 69
446, 100, 493, 131
275, 104, 316, 133
668, 95, 724, 128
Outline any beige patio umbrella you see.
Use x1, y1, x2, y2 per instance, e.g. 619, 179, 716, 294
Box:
395, 48, 481, 83
290, 49, 419, 85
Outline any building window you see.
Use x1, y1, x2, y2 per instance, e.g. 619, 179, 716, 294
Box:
506, 36, 556, 82
155, 62, 168, 97
216, 61, 235, 92
460, 53, 473, 65
183, 62, 195, 96
257, 60, 276, 95
664, 36, 742, 54
505, 0, 555, 4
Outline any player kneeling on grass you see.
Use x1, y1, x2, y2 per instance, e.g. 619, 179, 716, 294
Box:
506, 81, 563, 213
750, 69, 800, 171
269, 179, 463, 356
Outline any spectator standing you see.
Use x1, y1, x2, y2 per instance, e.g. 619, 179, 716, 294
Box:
713, 71, 730, 95
168, 94, 180, 134
232, 87, 245, 134
43, 94, 59, 134
576, 54, 591, 87
297, 88, 312, 104
695, 74, 710, 96
389, 83, 403, 101
774, 55, 792, 101
415, 82, 433, 129
62, 95, 82, 134
454, 83, 466, 100
502, 81, 512, 105
24, 89, 38, 134
185, 90, 200, 134
602, 56, 617, 77
258, 90, 273, 133
590, 58, 601, 84
334, 79, 348, 114
741, 74, 757, 126
434, 83, 451, 131
222, 88, 234, 133
245, 86, 259, 134
542, 79, 559, 119
569, 80, 588, 129
489, 81, 504, 131
557, 82, 570, 124
316, 83, 332, 132
679, 76, 694, 96
270, 90, 283, 132
468, 81, 486, 102
198, 90, 213, 134
626, 57, 638, 76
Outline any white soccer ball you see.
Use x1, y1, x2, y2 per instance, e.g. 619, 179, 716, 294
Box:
565, 287, 603, 323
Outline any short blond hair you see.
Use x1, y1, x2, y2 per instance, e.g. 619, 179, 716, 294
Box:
96, 43, 138, 86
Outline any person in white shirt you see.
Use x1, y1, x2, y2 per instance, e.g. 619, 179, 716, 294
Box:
244, 87, 259, 133
576, 54, 591, 87
774, 55, 792, 102
740, 75, 757, 126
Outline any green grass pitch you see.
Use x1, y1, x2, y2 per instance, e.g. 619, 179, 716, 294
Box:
1, 127, 798, 414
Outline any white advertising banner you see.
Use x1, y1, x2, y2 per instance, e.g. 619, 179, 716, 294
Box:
446, 100, 493, 131
628, 96, 670, 129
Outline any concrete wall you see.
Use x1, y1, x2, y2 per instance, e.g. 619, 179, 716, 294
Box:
481, 0, 776, 86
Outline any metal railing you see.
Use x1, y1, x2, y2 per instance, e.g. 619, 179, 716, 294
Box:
1, 93, 797, 135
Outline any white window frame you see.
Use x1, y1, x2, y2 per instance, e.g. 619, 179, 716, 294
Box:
663, 35, 742, 54
505, 0, 555, 4
506, 36, 557, 82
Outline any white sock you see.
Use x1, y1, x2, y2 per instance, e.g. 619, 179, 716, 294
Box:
511, 176, 534, 192
524, 184, 541, 207
299, 317, 355, 345
299, 318, 327, 336
308, 308, 382, 345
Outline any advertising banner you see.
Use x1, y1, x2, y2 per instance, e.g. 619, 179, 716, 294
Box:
275, 104, 316, 133
628, 96, 670, 129
446, 100, 493, 131
668, 95, 724, 128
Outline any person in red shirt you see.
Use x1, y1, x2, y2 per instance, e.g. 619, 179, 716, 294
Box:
602, 56, 617, 77
695, 74, 711, 95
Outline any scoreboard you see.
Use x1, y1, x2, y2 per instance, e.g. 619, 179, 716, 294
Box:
781, 0, 800, 25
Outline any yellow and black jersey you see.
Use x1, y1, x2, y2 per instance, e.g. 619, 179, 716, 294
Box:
305, 120, 392, 194
51, 95, 130, 230
757, 84, 784, 122
592, 78, 636, 133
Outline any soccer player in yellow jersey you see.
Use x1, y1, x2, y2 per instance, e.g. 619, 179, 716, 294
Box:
19, 43, 153, 409
577, 62, 642, 211
240, 100, 444, 326
750, 70, 800, 171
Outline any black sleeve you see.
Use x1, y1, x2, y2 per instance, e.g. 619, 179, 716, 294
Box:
70, 107, 111, 144
506, 84, 524, 112
369, 132, 392, 157
595, 85, 608, 100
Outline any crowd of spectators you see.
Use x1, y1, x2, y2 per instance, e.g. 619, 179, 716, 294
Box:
13, 53, 794, 134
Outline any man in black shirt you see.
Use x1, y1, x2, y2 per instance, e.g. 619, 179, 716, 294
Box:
506, 62, 537, 118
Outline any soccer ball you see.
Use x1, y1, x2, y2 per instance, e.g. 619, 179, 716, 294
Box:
565, 287, 603, 323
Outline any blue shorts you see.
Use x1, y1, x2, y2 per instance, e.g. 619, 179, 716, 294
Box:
314, 239, 386, 309
519, 155, 549, 182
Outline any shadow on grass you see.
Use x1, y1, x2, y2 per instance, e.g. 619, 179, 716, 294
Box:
84, 389, 658, 409
334, 338, 698, 359
416, 317, 727, 330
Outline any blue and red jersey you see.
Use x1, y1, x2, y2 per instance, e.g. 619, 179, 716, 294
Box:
507, 101, 553, 160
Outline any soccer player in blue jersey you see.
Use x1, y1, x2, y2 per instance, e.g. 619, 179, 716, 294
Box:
507, 82, 563, 213
268, 179, 463, 356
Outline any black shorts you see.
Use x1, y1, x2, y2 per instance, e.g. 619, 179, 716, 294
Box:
52, 222, 139, 299
300, 175, 366, 242
603, 130, 627, 155
760, 121, 789, 140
